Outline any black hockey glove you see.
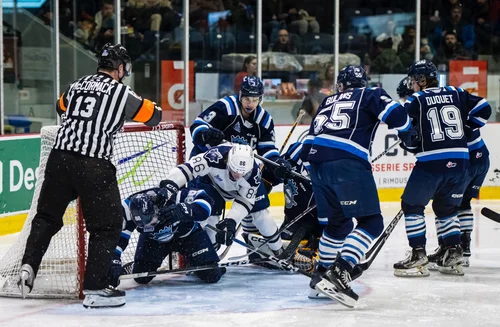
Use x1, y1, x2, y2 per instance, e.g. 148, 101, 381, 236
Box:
215, 218, 237, 246
201, 128, 225, 146
398, 126, 420, 150
158, 203, 193, 225
159, 180, 179, 199
109, 256, 124, 287
273, 157, 293, 181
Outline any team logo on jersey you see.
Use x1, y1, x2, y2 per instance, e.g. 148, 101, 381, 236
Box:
152, 223, 179, 242
476, 152, 483, 159
233, 122, 241, 133
231, 135, 248, 145
284, 180, 298, 209
214, 174, 224, 182
446, 161, 457, 168
204, 148, 223, 164
253, 169, 262, 185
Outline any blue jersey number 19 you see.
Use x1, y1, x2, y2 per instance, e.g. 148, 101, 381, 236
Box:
426, 105, 464, 142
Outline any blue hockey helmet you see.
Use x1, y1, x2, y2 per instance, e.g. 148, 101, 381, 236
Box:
397, 76, 413, 98
240, 76, 264, 98
336, 65, 368, 91
407, 59, 437, 79
129, 192, 159, 229
97, 43, 132, 77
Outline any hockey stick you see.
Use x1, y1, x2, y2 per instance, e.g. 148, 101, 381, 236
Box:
120, 257, 272, 280
279, 109, 306, 155
371, 140, 402, 163
481, 207, 500, 223
217, 223, 242, 260
350, 209, 404, 278
254, 153, 311, 183
206, 224, 313, 277
227, 204, 317, 261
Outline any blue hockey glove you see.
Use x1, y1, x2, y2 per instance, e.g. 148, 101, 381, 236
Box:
215, 218, 237, 246
201, 128, 225, 146
158, 203, 193, 225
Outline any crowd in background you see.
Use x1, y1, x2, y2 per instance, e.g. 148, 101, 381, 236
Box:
24, 0, 500, 76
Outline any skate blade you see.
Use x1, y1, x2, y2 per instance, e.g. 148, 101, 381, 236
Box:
314, 279, 356, 308
83, 295, 126, 309
462, 257, 470, 267
428, 262, 438, 271
394, 265, 430, 277
308, 288, 330, 299
437, 265, 464, 276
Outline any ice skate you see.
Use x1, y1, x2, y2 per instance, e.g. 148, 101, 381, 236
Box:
393, 247, 429, 277
308, 264, 329, 299
82, 286, 126, 308
427, 245, 446, 271
461, 232, 471, 267
437, 245, 464, 276
315, 257, 359, 308
18, 264, 35, 299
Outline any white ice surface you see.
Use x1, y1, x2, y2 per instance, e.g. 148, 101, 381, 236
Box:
0, 201, 499, 327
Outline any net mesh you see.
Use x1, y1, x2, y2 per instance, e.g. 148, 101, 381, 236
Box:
0, 122, 185, 299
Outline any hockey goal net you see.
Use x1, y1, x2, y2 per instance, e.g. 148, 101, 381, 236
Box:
0, 122, 185, 299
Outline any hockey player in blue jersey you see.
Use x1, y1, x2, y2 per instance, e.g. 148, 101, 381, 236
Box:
397, 76, 413, 104
302, 65, 413, 307
189, 76, 291, 256
393, 59, 491, 277
109, 186, 224, 286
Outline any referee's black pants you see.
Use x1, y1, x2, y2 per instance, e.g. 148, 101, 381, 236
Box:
22, 149, 123, 290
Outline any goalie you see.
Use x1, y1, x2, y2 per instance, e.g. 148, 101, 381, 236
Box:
109, 186, 225, 286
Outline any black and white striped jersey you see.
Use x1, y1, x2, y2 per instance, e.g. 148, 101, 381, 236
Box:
54, 72, 162, 160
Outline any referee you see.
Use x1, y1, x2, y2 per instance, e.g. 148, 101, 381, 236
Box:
18, 43, 162, 308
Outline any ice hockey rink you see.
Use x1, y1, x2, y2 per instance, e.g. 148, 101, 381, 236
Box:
0, 200, 499, 327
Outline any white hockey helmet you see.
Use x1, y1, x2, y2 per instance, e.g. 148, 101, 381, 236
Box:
227, 144, 254, 175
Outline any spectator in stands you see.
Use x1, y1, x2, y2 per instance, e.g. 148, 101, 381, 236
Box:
93, 0, 115, 51
398, 26, 435, 68
376, 19, 403, 51
287, 8, 320, 36
371, 36, 405, 74
300, 79, 326, 125
74, 19, 94, 49
269, 29, 297, 53
470, 0, 491, 54
262, 0, 287, 43
319, 64, 335, 94
434, 4, 475, 51
434, 30, 472, 68
226, 0, 255, 33
234, 55, 257, 92
37, 0, 75, 38
125, 0, 169, 34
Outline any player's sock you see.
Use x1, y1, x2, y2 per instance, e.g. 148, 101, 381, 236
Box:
318, 231, 344, 267
340, 228, 374, 266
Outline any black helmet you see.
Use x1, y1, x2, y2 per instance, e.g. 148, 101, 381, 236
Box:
97, 43, 132, 76
397, 76, 413, 98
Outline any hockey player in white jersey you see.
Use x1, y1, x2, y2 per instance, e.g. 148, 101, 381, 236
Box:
159, 143, 283, 254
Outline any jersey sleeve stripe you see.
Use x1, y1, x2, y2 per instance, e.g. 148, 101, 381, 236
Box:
257, 141, 275, 148
194, 199, 212, 216
58, 93, 67, 112
471, 116, 487, 126
469, 99, 488, 115
132, 98, 155, 123
290, 144, 302, 161
178, 164, 193, 181
263, 113, 272, 129
192, 124, 209, 140
261, 149, 280, 159
394, 116, 411, 131
303, 135, 314, 144
220, 98, 234, 115
378, 101, 399, 122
